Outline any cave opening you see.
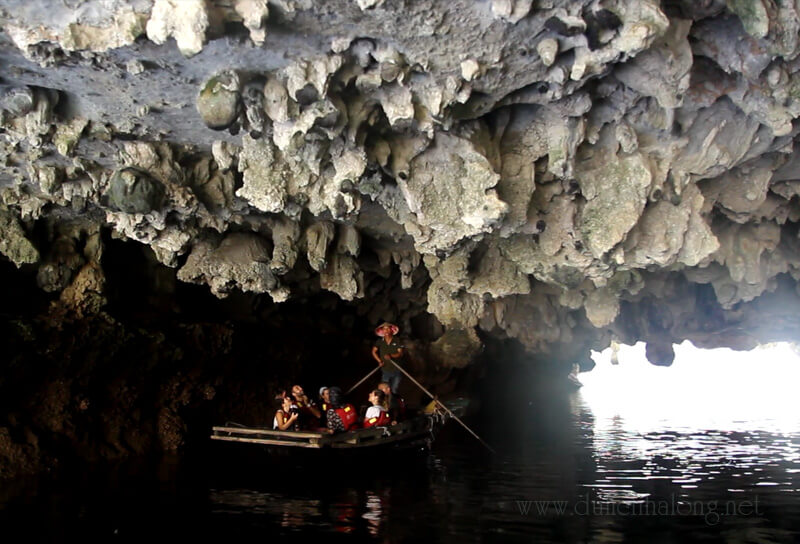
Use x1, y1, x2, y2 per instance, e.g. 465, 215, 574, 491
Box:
582, 341, 800, 433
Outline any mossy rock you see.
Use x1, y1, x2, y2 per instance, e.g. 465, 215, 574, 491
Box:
196, 73, 240, 130
106, 167, 165, 214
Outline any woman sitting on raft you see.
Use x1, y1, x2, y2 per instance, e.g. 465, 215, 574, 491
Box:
273, 394, 300, 431
363, 389, 392, 428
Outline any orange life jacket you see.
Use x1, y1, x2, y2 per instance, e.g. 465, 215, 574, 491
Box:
319, 402, 329, 424
363, 409, 392, 428
334, 404, 359, 431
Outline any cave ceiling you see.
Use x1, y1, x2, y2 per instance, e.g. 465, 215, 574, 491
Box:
2, 0, 800, 367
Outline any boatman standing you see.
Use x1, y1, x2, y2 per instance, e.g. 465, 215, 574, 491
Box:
371, 322, 404, 394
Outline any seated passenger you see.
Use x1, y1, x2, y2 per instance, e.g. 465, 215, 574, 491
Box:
326, 386, 359, 433
318, 386, 330, 426
291, 384, 322, 428
319, 386, 330, 411
363, 389, 392, 428
378, 381, 406, 421
273, 395, 300, 431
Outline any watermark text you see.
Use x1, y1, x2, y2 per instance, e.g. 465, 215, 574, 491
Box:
514, 494, 761, 526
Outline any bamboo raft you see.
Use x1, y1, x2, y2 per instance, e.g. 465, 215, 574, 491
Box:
211, 397, 472, 451
211, 415, 434, 450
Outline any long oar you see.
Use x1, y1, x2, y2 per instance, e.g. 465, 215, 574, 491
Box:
346, 365, 381, 395
393, 360, 495, 453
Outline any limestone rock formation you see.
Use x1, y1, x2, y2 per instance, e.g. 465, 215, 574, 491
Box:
3, 0, 800, 376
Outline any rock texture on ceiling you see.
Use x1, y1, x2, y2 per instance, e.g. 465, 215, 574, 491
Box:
2, 0, 800, 367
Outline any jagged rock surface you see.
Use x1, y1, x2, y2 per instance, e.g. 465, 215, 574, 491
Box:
2, 0, 800, 372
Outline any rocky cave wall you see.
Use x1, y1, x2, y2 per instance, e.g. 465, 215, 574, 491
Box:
3, 0, 800, 473
0, 237, 458, 477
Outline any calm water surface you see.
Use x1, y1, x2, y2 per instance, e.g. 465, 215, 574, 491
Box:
2, 388, 800, 543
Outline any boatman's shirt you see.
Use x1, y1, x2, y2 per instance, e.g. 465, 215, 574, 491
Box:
374, 337, 403, 373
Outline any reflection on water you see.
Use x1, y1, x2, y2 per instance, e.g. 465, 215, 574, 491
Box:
192, 390, 800, 543
3, 350, 800, 543
204, 484, 380, 536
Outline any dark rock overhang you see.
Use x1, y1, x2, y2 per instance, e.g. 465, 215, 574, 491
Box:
2, 0, 800, 368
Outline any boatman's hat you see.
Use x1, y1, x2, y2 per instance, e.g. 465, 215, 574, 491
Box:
375, 322, 399, 336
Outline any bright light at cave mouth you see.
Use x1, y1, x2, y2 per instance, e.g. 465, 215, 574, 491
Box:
580, 341, 800, 433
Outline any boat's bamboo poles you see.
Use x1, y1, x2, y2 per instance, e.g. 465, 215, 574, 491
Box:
392, 361, 495, 453
345, 365, 381, 395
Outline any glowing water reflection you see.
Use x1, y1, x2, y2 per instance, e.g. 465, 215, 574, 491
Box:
577, 341, 800, 502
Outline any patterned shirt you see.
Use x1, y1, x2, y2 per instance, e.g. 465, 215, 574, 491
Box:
326, 408, 345, 433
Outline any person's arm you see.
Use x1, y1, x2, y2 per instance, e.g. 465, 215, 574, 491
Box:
275, 409, 299, 431
303, 396, 321, 418
371, 346, 383, 365
390, 347, 404, 359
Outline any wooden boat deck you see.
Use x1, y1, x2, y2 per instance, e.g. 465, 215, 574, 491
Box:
211, 416, 432, 450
